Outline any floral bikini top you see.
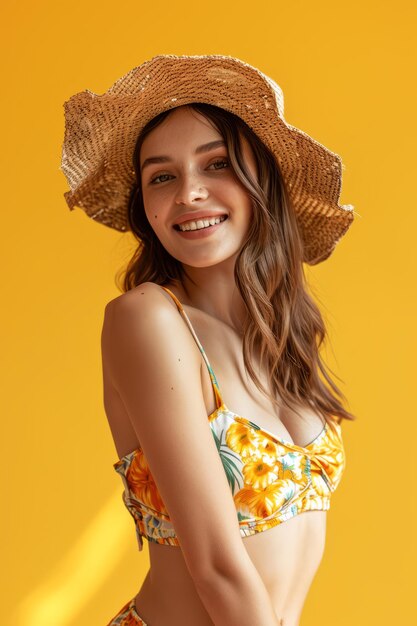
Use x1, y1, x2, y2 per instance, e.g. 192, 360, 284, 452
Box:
113, 286, 346, 551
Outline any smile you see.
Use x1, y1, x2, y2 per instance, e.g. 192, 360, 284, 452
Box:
175, 215, 228, 232
174, 215, 228, 239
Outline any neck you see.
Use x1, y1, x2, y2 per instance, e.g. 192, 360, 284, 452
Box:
173, 257, 247, 334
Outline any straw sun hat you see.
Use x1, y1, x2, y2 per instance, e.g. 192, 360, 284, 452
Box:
60, 54, 355, 265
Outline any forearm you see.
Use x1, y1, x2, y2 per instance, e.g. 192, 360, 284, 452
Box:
194, 559, 280, 626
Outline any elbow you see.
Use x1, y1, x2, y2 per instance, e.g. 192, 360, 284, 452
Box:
191, 551, 250, 591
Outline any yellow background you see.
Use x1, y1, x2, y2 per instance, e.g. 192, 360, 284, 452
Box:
1, 0, 415, 624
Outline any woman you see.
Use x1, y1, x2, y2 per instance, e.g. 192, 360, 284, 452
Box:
61, 55, 356, 626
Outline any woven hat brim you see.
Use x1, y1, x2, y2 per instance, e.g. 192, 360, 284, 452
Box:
60, 54, 355, 264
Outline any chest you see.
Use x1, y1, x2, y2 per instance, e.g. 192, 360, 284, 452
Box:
193, 309, 326, 448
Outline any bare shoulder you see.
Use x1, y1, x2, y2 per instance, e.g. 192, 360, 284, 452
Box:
103, 281, 174, 316
100, 282, 188, 454
101, 281, 201, 395
101, 283, 247, 579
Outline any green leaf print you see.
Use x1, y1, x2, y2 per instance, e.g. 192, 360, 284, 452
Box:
211, 426, 242, 495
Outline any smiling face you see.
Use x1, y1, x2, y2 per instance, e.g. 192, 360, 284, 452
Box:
139, 105, 258, 268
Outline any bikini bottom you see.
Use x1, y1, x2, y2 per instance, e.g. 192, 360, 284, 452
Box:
106, 596, 148, 626
107, 594, 285, 625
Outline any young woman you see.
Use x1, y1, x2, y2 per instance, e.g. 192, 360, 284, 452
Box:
61, 55, 356, 626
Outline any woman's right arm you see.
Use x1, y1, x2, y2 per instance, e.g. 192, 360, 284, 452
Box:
102, 283, 280, 626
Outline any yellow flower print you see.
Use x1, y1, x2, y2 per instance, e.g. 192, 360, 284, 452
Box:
259, 438, 288, 462
234, 480, 296, 517
309, 428, 346, 491
309, 472, 331, 497
226, 421, 260, 458
126, 452, 168, 515
242, 459, 278, 489
299, 493, 326, 509
318, 449, 345, 488
276, 452, 306, 481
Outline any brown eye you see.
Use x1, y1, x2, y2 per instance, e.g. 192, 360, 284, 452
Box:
209, 159, 229, 170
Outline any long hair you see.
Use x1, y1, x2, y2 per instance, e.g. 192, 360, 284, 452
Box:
116, 103, 355, 426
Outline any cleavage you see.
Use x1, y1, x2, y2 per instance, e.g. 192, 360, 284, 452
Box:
198, 341, 299, 446
186, 304, 325, 448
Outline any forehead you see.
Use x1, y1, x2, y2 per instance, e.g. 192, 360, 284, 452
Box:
139, 105, 254, 164
140, 107, 220, 152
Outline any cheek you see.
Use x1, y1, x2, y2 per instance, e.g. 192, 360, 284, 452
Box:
142, 195, 164, 232
143, 187, 171, 219
236, 190, 253, 223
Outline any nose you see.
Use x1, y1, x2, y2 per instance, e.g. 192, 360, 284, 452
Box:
174, 175, 209, 205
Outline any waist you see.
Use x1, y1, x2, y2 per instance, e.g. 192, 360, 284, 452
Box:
137, 512, 327, 626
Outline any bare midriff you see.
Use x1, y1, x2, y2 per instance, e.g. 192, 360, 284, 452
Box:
134, 510, 327, 626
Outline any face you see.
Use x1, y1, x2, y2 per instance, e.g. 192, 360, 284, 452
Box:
139, 106, 258, 268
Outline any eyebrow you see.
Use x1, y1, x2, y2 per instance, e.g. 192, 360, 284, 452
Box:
140, 140, 226, 173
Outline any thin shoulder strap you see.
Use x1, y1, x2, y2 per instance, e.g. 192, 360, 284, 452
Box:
160, 285, 224, 410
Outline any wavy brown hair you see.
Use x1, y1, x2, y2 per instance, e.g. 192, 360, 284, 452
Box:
116, 103, 355, 426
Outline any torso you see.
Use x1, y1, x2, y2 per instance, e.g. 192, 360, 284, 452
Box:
104, 282, 329, 626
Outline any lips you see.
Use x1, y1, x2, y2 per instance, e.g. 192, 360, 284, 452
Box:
173, 212, 228, 228
174, 214, 228, 239
174, 213, 228, 230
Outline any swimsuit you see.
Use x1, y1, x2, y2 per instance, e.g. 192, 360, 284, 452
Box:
112, 285, 346, 552
108, 285, 346, 625
107, 597, 147, 625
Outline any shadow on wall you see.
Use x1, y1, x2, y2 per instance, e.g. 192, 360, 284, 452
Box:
13, 490, 134, 626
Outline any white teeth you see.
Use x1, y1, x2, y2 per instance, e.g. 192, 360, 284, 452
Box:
178, 216, 226, 232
